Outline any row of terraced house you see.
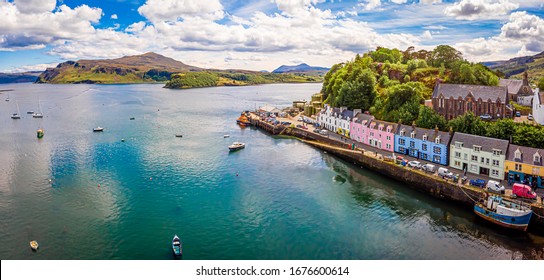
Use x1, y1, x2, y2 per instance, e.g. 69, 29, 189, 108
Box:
317, 104, 544, 189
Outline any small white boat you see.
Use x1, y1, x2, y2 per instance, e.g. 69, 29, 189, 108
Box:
32, 113, 43, 118
11, 113, 20, 119
27, 111, 34, 114
30, 240, 39, 251
93, 127, 104, 132
172, 235, 182, 257
228, 142, 245, 151
224, 135, 230, 138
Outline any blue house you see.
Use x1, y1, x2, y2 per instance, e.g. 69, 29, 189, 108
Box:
394, 124, 452, 166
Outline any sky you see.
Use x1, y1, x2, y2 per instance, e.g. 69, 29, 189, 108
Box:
0, 0, 543, 72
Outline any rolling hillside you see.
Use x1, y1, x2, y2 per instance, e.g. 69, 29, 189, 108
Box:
483, 51, 544, 82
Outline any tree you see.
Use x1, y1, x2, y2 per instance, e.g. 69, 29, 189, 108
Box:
338, 69, 377, 111
539, 77, 544, 91
447, 112, 486, 136
486, 119, 516, 140
429, 45, 463, 68
416, 105, 447, 130
374, 82, 426, 123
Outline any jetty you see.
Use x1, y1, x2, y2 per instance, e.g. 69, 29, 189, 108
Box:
246, 111, 544, 232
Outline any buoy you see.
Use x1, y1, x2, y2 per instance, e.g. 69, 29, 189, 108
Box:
121, 139, 125, 142
150, 177, 152, 180
236, 172, 239, 177
98, 184, 100, 188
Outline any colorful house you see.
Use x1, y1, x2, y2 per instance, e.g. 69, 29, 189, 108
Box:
349, 112, 373, 143
505, 144, 544, 189
395, 124, 452, 166
367, 119, 398, 152
449, 132, 508, 180
338, 109, 354, 137
317, 104, 340, 132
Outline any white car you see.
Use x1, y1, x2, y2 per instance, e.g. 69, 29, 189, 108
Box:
486, 180, 505, 194
407, 161, 421, 169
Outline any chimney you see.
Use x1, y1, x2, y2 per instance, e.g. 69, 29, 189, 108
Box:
353, 109, 362, 116
449, 126, 453, 135
434, 125, 439, 133
340, 106, 347, 112
412, 121, 416, 129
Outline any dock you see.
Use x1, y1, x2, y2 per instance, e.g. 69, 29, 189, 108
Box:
247, 111, 544, 232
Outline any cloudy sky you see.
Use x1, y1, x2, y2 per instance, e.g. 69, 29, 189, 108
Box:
0, 0, 543, 72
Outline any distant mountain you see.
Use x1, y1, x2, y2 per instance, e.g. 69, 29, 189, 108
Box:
272, 63, 329, 74
0, 71, 42, 84
36, 52, 202, 84
483, 51, 544, 81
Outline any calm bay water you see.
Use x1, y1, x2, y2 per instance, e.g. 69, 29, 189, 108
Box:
0, 83, 543, 260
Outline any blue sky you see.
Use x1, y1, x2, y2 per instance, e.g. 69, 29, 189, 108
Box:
0, 0, 543, 72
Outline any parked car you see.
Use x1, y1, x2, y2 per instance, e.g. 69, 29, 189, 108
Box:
516, 111, 521, 117
479, 114, 492, 121
407, 161, 421, 169
297, 117, 303, 121
486, 180, 505, 194
313, 129, 321, 133
469, 179, 486, 187
421, 164, 436, 173
281, 121, 291, 125
438, 167, 453, 178
318, 130, 328, 135
512, 183, 537, 200
528, 113, 533, 120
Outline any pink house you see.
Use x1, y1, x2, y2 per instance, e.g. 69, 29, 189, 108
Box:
350, 113, 373, 144
366, 120, 398, 152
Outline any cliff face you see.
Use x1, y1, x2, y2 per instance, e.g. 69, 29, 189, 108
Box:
36, 52, 201, 84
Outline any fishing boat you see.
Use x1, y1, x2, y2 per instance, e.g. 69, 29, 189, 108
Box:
93, 127, 104, 132
228, 142, 245, 151
37, 129, 44, 139
27, 111, 34, 114
30, 240, 39, 251
175, 134, 183, 138
474, 195, 533, 231
236, 113, 251, 126
223, 135, 230, 138
130, 117, 135, 120
5, 95, 9, 101
172, 235, 182, 257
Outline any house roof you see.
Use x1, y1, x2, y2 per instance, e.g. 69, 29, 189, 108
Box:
369, 119, 399, 132
259, 104, 279, 113
353, 113, 374, 125
432, 83, 508, 102
499, 79, 523, 95
506, 144, 543, 166
341, 109, 354, 120
397, 124, 452, 144
450, 132, 509, 153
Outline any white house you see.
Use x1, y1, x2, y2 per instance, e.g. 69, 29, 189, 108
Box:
449, 132, 509, 180
318, 104, 340, 132
532, 88, 544, 125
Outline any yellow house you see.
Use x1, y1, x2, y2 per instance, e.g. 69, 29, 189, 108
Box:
505, 144, 544, 189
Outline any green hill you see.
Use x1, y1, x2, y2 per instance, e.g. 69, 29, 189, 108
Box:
483, 51, 544, 82
36, 52, 201, 84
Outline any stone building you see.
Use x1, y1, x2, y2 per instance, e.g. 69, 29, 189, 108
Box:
432, 83, 510, 120
499, 72, 533, 106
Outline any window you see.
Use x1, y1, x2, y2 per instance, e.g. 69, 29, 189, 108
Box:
455, 152, 461, 158
386, 144, 391, 149
386, 136, 391, 140
481, 157, 485, 163
492, 169, 500, 176
435, 136, 441, 144
471, 164, 478, 172
422, 134, 428, 141
399, 147, 406, 153
422, 144, 428, 151
492, 160, 499, 166
399, 139, 406, 145
455, 142, 463, 149
515, 164, 522, 171
433, 147, 441, 154
454, 161, 461, 167
494, 149, 503, 156
410, 131, 415, 138
370, 132, 374, 136
534, 154, 541, 163
486, 158, 490, 165
433, 155, 441, 163
421, 154, 428, 160
473, 146, 481, 152
410, 141, 415, 148
471, 155, 478, 162
464, 154, 468, 160
532, 167, 540, 175
400, 130, 405, 136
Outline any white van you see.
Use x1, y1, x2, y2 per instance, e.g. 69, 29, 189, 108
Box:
438, 167, 453, 178
486, 180, 505, 194
421, 164, 436, 173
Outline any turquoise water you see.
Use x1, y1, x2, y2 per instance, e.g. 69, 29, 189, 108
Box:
0, 83, 543, 260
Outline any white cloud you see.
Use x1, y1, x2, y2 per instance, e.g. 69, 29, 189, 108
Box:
14, 0, 56, 14
424, 25, 447, 30
422, 30, 433, 39
359, 0, 381, 11
137, 0, 224, 22
111, 14, 118, 19
444, 0, 519, 20
455, 11, 544, 61
289, 58, 305, 64
2, 62, 59, 73
419, 0, 442, 4
390, 0, 408, 4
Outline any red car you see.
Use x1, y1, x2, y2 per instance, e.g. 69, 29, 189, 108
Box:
512, 183, 537, 200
